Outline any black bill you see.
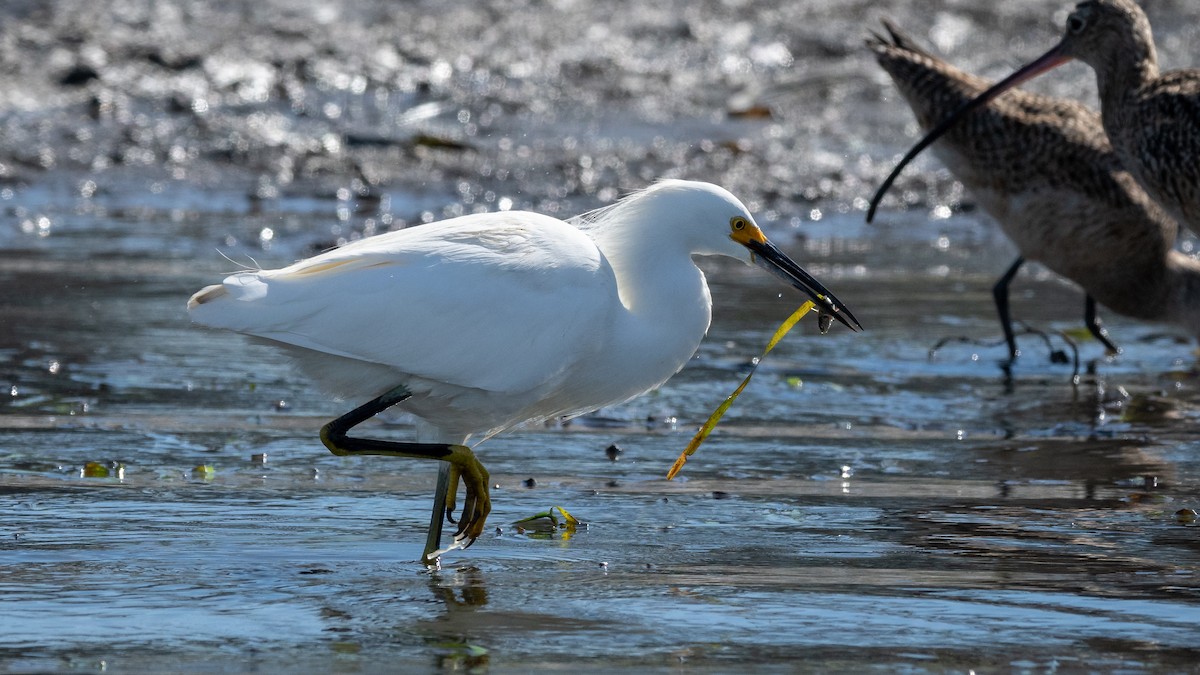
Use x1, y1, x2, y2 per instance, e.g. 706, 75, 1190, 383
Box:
745, 237, 863, 332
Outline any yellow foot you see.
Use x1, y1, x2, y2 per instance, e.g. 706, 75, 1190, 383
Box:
445, 444, 491, 547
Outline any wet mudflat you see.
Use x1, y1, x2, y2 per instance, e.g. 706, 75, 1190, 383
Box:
3, 1, 1200, 672
4, 192, 1199, 673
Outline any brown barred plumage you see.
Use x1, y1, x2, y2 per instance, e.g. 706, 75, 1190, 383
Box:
1066, 0, 1200, 234
868, 19, 1200, 358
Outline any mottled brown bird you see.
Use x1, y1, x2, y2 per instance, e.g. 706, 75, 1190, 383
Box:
868, 19, 1200, 360
870, 0, 1200, 235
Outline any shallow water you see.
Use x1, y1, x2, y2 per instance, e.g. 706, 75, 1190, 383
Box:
3, 1, 1200, 673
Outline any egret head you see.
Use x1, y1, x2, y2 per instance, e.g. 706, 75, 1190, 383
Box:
724, 210, 862, 332
616, 180, 862, 332
577, 180, 860, 332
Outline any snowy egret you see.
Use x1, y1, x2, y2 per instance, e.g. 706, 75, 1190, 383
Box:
869, 21, 1200, 361
869, 0, 1200, 236
188, 179, 860, 550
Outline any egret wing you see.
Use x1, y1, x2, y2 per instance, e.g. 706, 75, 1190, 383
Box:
191, 212, 616, 394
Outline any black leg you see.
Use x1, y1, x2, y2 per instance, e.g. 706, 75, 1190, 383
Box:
1084, 295, 1121, 355
424, 465, 452, 564
320, 386, 491, 548
993, 257, 1025, 363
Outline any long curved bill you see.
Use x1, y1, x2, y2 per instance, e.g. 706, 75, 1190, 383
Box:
866, 43, 1073, 223
743, 237, 862, 332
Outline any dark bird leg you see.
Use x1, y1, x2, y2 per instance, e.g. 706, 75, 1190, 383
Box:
1084, 295, 1121, 355
320, 385, 491, 559
993, 256, 1025, 364
426, 465, 452, 561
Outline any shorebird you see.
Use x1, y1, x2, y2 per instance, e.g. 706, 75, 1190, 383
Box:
868, 20, 1200, 361
869, 0, 1200, 235
188, 180, 860, 558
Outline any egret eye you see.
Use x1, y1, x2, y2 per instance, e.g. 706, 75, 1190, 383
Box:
730, 216, 748, 231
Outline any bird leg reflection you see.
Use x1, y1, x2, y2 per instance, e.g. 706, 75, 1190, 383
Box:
928, 321, 1079, 382
319, 386, 492, 551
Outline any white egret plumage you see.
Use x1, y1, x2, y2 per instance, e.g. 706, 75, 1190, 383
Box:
188, 180, 860, 552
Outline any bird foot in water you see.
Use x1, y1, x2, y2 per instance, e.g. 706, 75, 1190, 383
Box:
442, 444, 491, 547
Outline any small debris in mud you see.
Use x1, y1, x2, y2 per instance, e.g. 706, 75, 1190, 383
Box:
410, 134, 475, 152
82, 461, 124, 479
82, 461, 108, 478
250, 453, 268, 464
605, 444, 623, 461
59, 64, 100, 87
523, 477, 537, 488
511, 505, 580, 533
728, 104, 773, 119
